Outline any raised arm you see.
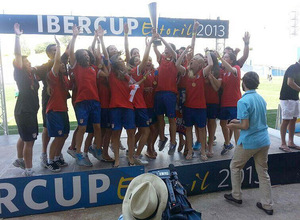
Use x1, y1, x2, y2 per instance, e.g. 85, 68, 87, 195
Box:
190, 20, 200, 58
52, 36, 61, 76
124, 23, 131, 64
237, 32, 250, 67
69, 24, 80, 67
158, 34, 177, 60
215, 51, 237, 76
139, 34, 155, 71
153, 44, 161, 63
13, 23, 23, 69
96, 25, 109, 60
94, 38, 102, 65
176, 46, 192, 75
61, 42, 70, 65
203, 51, 213, 77
91, 30, 98, 56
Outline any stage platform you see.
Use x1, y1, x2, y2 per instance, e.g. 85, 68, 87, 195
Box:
1, 125, 300, 219
0, 124, 299, 178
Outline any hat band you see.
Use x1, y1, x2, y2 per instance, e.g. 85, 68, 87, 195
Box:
133, 195, 160, 220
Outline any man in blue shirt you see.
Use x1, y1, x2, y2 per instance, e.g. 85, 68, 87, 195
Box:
224, 71, 273, 215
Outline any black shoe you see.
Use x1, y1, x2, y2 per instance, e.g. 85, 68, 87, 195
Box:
158, 137, 168, 151
224, 193, 242, 204
256, 202, 273, 215
46, 162, 61, 172
55, 158, 68, 167
221, 143, 234, 155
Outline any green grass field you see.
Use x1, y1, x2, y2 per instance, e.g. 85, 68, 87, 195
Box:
1, 76, 283, 135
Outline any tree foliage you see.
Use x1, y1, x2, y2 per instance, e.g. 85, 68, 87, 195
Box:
21, 40, 31, 56
59, 36, 71, 47
34, 41, 53, 54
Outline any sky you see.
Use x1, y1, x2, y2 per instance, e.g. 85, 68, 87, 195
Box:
1, 0, 300, 83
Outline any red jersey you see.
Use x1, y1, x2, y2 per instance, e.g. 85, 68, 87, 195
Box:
46, 70, 70, 113
184, 69, 206, 109
71, 63, 99, 104
131, 66, 147, 109
220, 65, 241, 107
109, 71, 133, 109
143, 69, 156, 108
204, 80, 219, 104
156, 55, 178, 93
97, 76, 110, 108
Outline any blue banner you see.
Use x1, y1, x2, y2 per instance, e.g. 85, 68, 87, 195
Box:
0, 14, 229, 38
150, 152, 300, 196
0, 166, 144, 218
1, 152, 299, 218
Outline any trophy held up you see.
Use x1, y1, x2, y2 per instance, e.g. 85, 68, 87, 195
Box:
148, 2, 162, 46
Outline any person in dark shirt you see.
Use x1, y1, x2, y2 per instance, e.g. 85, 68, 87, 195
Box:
279, 59, 300, 152
12, 23, 39, 177
32, 45, 54, 168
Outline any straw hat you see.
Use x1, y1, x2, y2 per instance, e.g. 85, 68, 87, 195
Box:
122, 173, 168, 220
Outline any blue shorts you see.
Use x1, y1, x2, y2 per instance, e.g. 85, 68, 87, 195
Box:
86, 115, 94, 133
101, 108, 111, 128
75, 100, 101, 126
206, 104, 219, 119
135, 108, 150, 127
46, 111, 70, 137
154, 91, 176, 118
147, 108, 157, 125
218, 107, 237, 121
183, 107, 207, 128
110, 108, 135, 131
15, 113, 38, 142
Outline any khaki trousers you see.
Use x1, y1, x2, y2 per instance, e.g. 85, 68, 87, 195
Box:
230, 145, 273, 210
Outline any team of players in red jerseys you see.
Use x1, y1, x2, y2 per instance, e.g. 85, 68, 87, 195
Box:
12, 22, 250, 175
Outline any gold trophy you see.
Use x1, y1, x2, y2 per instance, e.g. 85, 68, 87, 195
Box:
148, 2, 162, 46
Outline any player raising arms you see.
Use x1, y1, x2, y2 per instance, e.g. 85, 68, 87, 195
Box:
45, 36, 71, 172
69, 24, 102, 166
12, 23, 39, 176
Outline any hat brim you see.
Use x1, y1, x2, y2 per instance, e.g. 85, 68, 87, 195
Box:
122, 173, 168, 220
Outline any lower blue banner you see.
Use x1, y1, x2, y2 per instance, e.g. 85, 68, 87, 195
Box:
150, 152, 300, 196
1, 152, 299, 218
0, 166, 144, 218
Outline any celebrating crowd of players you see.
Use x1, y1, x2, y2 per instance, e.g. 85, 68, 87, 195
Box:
12, 21, 250, 176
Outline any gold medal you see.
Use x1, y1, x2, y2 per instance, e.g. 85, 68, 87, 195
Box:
192, 82, 196, 87
153, 81, 157, 85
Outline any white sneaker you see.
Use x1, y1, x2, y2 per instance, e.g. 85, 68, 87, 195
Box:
67, 148, 77, 158
84, 155, 93, 167
13, 159, 25, 169
22, 170, 35, 177
133, 155, 148, 165
40, 154, 47, 168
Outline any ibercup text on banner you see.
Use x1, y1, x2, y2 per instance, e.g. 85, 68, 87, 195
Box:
0, 14, 229, 38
